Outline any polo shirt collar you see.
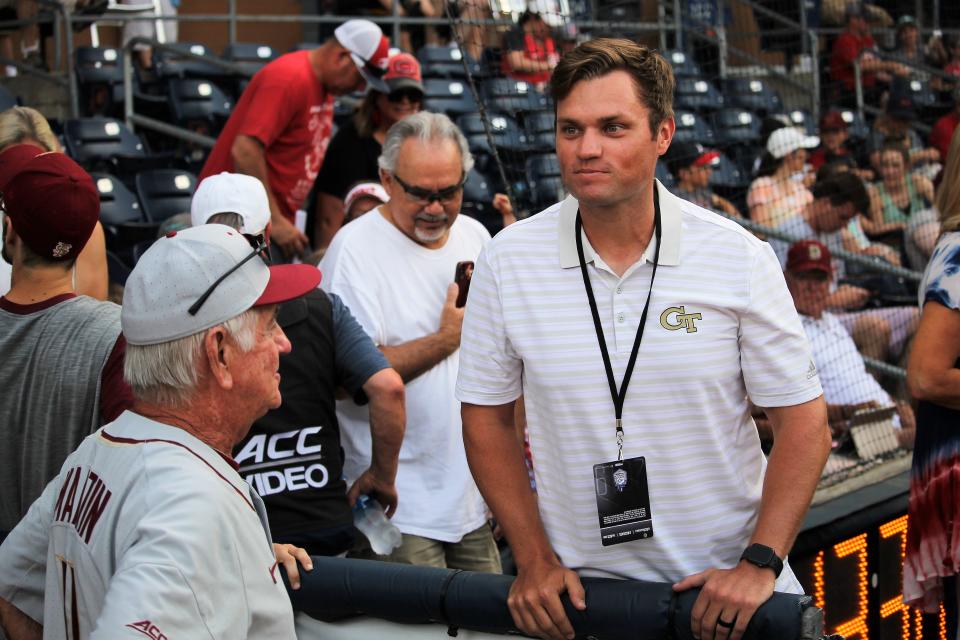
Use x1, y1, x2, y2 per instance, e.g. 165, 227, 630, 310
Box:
558, 179, 682, 269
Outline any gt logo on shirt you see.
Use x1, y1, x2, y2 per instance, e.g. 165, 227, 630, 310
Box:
126, 620, 168, 640
237, 426, 330, 496
659, 306, 703, 333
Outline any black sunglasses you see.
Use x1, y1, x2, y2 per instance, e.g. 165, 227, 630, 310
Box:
387, 89, 423, 104
392, 173, 466, 204
187, 235, 268, 316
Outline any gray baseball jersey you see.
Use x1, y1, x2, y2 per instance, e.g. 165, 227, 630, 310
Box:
0, 411, 296, 639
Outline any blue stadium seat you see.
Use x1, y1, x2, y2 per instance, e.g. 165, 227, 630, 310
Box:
722, 78, 783, 115
776, 109, 817, 136
417, 46, 482, 79
482, 78, 549, 114
91, 173, 158, 253
905, 78, 937, 110
461, 168, 496, 225
674, 77, 724, 112
673, 110, 717, 145
523, 110, 555, 152
711, 108, 762, 146
154, 42, 223, 79
63, 118, 146, 168
662, 50, 702, 78
223, 42, 276, 74
525, 153, 564, 209
135, 169, 197, 223
75, 46, 123, 86
655, 162, 675, 188
457, 112, 532, 154
167, 78, 233, 133
708, 151, 748, 189
836, 109, 869, 141
0, 84, 17, 111
422, 78, 478, 116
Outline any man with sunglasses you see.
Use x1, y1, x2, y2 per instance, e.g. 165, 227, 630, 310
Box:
191, 172, 406, 558
320, 112, 499, 572
0, 224, 321, 638
201, 18, 390, 260
0, 145, 134, 545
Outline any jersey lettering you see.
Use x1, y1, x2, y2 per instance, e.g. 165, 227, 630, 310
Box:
53, 466, 113, 544
246, 463, 329, 496
126, 619, 169, 640
236, 426, 324, 465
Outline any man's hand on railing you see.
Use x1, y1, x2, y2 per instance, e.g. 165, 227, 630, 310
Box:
271, 215, 310, 259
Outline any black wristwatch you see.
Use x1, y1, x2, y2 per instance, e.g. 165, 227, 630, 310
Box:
740, 544, 783, 578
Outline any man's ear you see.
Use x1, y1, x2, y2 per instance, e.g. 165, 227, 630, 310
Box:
203, 327, 234, 391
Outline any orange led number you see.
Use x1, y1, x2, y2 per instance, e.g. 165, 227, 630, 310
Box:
833, 533, 869, 639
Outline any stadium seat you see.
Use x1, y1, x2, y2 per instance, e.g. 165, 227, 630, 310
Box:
416, 46, 482, 79
63, 118, 147, 169
167, 79, 233, 133
708, 151, 747, 189
674, 77, 724, 112
75, 47, 124, 116
722, 78, 783, 115
525, 153, 560, 181
222, 42, 276, 74
457, 112, 532, 154
904, 78, 937, 110
153, 42, 224, 79
422, 78, 478, 116
525, 153, 564, 209
91, 173, 158, 253
837, 109, 869, 141
0, 84, 17, 111
482, 78, 549, 114
711, 108, 762, 146
776, 109, 817, 136
523, 110, 555, 152
461, 168, 496, 223
655, 162, 675, 188
135, 169, 197, 223
662, 50, 702, 78
673, 110, 717, 145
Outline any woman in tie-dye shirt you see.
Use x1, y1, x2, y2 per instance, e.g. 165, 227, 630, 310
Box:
903, 127, 960, 637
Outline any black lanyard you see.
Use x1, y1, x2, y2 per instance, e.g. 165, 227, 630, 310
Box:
575, 190, 662, 461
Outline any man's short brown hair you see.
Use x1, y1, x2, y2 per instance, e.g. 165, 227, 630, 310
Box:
550, 38, 675, 138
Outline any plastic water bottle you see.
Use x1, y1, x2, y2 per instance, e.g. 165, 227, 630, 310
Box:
353, 495, 402, 555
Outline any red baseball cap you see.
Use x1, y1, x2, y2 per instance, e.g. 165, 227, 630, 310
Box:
383, 52, 423, 94
2, 150, 100, 262
786, 240, 832, 274
819, 111, 848, 132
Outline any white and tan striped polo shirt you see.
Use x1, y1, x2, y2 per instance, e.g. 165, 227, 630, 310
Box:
456, 180, 822, 592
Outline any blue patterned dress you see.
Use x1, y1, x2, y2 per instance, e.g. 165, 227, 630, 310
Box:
904, 231, 960, 613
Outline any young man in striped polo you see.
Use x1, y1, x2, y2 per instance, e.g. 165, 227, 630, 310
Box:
457, 38, 831, 640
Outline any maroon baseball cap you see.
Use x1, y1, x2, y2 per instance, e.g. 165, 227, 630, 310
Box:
0, 143, 44, 190
819, 111, 848, 132
2, 150, 100, 262
786, 240, 832, 274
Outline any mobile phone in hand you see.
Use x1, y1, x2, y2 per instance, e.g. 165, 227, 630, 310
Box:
455, 260, 474, 308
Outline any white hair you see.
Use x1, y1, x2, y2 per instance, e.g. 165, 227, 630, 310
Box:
123, 308, 261, 407
378, 111, 474, 175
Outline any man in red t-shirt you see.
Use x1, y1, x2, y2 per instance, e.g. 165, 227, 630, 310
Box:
201, 19, 390, 258
931, 87, 960, 162
502, 11, 558, 88
830, 3, 908, 98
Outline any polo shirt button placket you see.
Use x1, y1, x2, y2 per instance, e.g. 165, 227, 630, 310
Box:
617, 312, 625, 323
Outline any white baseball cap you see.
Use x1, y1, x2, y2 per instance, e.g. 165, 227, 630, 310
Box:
191, 172, 271, 236
334, 19, 391, 93
344, 181, 389, 213
122, 224, 321, 345
766, 127, 819, 159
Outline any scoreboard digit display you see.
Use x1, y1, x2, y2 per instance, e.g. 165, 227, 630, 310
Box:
792, 514, 947, 639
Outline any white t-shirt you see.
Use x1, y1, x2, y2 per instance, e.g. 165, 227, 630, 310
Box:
320, 208, 491, 542
456, 182, 823, 591
802, 312, 898, 413
0, 256, 10, 296
0, 412, 296, 639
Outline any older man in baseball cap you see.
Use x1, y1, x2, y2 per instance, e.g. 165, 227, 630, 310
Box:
0, 224, 320, 638
201, 18, 390, 259
0, 146, 135, 544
